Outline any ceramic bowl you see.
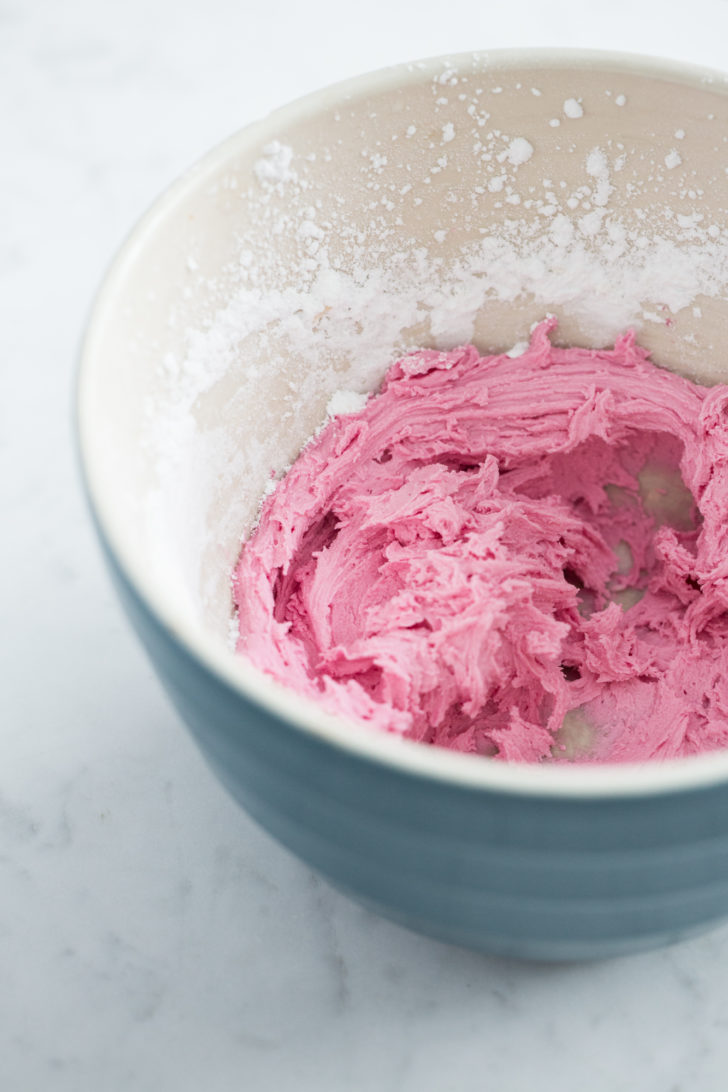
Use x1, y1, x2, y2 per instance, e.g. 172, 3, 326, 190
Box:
78, 50, 728, 960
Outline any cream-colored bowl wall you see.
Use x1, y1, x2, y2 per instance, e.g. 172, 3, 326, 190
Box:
80, 52, 728, 647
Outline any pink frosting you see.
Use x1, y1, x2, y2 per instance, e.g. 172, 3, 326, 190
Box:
233, 318, 728, 763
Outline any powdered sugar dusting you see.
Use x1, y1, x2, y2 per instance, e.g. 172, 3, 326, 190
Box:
253, 141, 295, 188
585, 147, 611, 207
504, 136, 534, 166
142, 61, 728, 617
564, 97, 584, 119
326, 389, 370, 417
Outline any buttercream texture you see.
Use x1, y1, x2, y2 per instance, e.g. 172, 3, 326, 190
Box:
234, 319, 728, 763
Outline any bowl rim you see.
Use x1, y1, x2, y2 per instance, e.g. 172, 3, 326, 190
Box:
78, 46, 728, 800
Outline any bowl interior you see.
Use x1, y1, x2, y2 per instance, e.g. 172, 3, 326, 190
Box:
80, 50, 728, 783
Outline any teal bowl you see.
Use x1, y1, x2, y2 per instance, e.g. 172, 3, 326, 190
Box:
78, 50, 728, 960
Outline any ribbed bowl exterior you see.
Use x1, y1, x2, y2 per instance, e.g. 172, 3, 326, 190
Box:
78, 51, 728, 962
106, 545, 728, 961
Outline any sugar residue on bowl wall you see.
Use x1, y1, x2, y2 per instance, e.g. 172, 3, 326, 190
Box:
142, 57, 728, 638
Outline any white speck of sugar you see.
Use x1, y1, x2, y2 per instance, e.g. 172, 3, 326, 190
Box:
665, 149, 682, 170
326, 389, 370, 417
564, 98, 583, 119
253, 141, 295, 186
585, 147, 611, 207
146, 89, 728, 614
442, 122, 455, 143
675, 129, 686, 140
504, 137, 534, 166
615, 94, 626, 106
505, 340, 529, 357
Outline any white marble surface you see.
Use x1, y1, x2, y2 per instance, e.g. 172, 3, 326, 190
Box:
6, 1, 728, 1088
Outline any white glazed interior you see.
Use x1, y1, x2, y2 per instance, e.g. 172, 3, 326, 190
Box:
79, 49, 728, 796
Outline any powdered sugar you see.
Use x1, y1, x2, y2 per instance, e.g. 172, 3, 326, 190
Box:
564, 98, 584, 119
253, 141, 295, 188
585, 147, 611, 206
504, 136, 534, 166
142, 62, 728, 619
326, 389, 370, 417
180, 163, 728, 373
